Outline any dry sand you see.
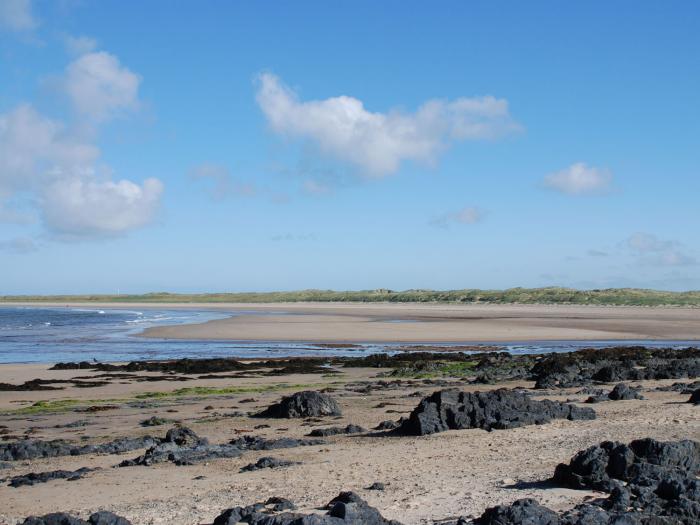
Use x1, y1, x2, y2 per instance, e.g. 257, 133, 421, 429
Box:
129, 302, 700, 342
0, 362, 699, 524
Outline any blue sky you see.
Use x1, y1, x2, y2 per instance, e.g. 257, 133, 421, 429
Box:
0, 1, 698, 294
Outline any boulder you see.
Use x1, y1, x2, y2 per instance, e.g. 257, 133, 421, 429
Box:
397, 389, 595, 436
254, 391, 342, 418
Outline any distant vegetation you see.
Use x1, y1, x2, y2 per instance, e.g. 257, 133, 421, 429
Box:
1, 287, 699, 306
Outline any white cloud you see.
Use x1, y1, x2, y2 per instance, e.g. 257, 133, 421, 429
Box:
40, 177, 163, 238
63, 51, 141, 121
256, 73, 520, 177
624, 232, 697, 267
64, 34, 98, 56
0, 104, 99, 196
0, 52, 162, 239
0, 0, 37, 32
543, 163, 612, 195
430, 206, 484, 228
0, 236, 38, 253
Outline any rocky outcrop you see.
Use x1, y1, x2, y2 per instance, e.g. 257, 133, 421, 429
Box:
240, 456, 298, 472
254, 391, 342, 418
532, 346, 700, 389
229, 435, 324, 451
689, 388, 700, 405
0, 436, 157, 462
585, 383, 644, 403
397, 389, 595, 435
212, 491, 401, 525
118, 427, 242, 466
19, 512, 131, 525
7, 467, 96, 487
307, 424, 366, 437
464, 438, 700, 524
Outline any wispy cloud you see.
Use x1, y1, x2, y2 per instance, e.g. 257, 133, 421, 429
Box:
256, 72, 521, 177
188, 163, 288, 203
543, 163, 612, 195
624, 232, 697, 267
430, 206, 485, 228
0, 0, 37, 32
0, 236, 38, 254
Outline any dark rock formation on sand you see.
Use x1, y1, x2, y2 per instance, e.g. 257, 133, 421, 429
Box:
19, 511, 131, 525
240, 456, 298, 472
229, 435, 324, 451
254, 390, 342, 418
119, 427, 242, 466
213, 491, 401, 525
0, 436, 157, 462
7, 467, 96, 487
585, 383, 644, 403
689, 388, 700, 405
465, 438, 700, 524
307, 424, 366, 437
397, 389, 595, 435
532, 346, 700, 389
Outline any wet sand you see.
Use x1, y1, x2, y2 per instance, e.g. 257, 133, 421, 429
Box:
132, 302, 700, 342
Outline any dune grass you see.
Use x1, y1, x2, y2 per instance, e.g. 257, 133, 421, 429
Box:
2, 287, 699, 306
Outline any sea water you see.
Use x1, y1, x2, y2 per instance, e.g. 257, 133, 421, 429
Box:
0, 306, 696, 364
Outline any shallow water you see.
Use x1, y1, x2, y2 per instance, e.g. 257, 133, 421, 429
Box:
0, 306, 696, 364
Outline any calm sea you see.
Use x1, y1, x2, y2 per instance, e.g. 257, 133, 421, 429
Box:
0, 306, 696, 364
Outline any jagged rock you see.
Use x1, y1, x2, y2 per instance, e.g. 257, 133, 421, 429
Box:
307, 424, 366, 437
139, 416, 173, 427
473, 498, 560, 524
607, 383, 643, 400
8, 467, 95, 487
240, 456, 298, 472
367, 482, 385, 490
212, 491, 401, 525
229, 435, 324, 450
397, 389, 595, 435
689, 389, 700, 405
0, 436, 157, 462
119, 427, 241, 466
254, 391, 342, 418
657, 381, 700, 394
374, 420, 400, 431
19, 512, 131, 525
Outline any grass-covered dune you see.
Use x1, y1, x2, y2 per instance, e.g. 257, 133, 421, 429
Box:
1, 287, 700, 306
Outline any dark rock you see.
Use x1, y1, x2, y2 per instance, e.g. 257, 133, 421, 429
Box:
367, 482, 385, 490
374, 420, 400, 431
689, 389, 700, 405
240, 456, 298, 472
398, 389, 595, 436
607, 383, 643, 401
119, 427, 241, 467
8, 467, 95, 487
254, 391, 342, 418
473, 498, 560, 524
307, 424, 366, 437
229, 435, 324, 451
0, 436, 157, 462
19, 512, 131, 525
212, 491, 401, 525
139, 416, 173, 427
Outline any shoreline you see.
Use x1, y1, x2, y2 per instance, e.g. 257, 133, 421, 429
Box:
4, 301, 700, 344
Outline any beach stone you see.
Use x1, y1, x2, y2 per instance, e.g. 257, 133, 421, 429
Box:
397, 388, 595, 436
8, 467, 95, 487
607, 383, 644, 401
254, 391, 342, 418
0, 436, 157, 462
689, 388, 700, 405
240, 456, 298, 472
229, 435, 324, 450
19, 512, 131, 525
307, 424, 366, 437
213, 491, 401, 525
473, 498, 559, 524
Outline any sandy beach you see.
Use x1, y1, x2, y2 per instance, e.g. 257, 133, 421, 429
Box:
1, 356, 699, 524
133, 302, 700, 342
